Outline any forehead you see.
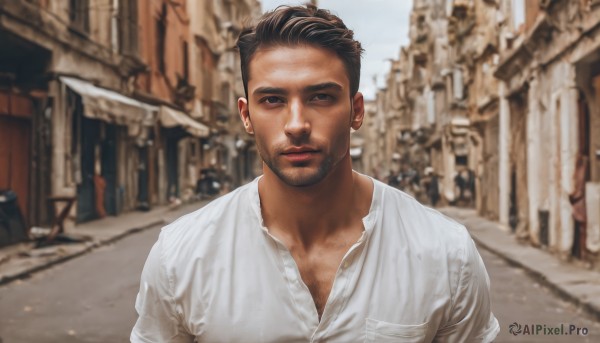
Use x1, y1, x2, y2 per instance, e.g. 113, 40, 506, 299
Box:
247, 45, 349, 92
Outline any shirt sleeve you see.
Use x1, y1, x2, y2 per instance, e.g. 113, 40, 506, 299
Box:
434, 232, 500, 343
131, 231, 194, 343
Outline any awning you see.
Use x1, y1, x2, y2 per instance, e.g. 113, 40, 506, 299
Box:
451, 116, 470, 127
60, 76, 157, 136
159, 106, 210, 138
451, 117, 470, 136
350, 147, 362, 159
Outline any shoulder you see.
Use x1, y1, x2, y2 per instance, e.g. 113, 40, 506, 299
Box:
376, 180, 468, 237
374, 179, 472, 258
158, 182, 254, 262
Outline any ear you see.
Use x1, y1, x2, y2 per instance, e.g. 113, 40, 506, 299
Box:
238, 97, 254, 135
350, 92, 365, 130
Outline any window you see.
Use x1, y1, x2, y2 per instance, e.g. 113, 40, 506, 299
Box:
156, 4, 167, 73
69, 0, 90, 34
119, 0, 139, 56
455, 155, 468, 166
183, 40, 189, 81
195, 38, 215, 102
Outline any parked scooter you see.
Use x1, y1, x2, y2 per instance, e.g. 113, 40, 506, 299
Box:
196, 168, 222, 199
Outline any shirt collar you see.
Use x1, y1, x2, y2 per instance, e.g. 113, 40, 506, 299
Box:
248, 173, 381, 237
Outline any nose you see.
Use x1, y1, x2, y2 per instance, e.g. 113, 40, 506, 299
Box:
284, 98, 311, 138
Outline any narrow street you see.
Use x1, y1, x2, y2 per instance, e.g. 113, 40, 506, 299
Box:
0, 210, 598, 342
482, 247, 600, 342
0, 223, 161, 343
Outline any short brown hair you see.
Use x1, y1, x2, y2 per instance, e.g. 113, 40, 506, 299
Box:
236, 5, 363, 97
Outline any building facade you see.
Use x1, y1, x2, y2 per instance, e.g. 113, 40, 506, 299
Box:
0, 0, 261, 243
495, 0, 600, 268
370, 0, 600, 269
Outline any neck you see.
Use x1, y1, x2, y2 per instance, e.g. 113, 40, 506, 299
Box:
258, 155, 365, 245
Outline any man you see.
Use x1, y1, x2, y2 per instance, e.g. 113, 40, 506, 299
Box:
423, 167, 440, 207
131, 5, 499, 342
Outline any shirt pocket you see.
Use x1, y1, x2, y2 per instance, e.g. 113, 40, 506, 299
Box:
365, 318, 429, 343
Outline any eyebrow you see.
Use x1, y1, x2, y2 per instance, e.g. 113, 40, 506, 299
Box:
252, 82, 343, 97
253, 87, 287, 96
304, 82, 343, 93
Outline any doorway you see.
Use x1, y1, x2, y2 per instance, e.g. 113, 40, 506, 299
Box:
508, 92, 529, 239
77, 114, 118, 222
571, 90, 591, 259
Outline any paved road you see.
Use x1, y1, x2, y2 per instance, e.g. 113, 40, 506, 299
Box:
483, 246, 600, 342
1, 224, 599, 342
0, 224, 160, 343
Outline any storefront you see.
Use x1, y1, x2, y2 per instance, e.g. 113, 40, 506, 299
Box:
158, 106, 210, 202
58, 77, 157, 222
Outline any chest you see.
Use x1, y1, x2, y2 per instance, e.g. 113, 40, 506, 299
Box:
283, 224, 364, 314
292, 243, 350, 317
185, 237, 449, 343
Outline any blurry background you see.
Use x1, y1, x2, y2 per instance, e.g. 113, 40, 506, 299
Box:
1, 0, 600, 342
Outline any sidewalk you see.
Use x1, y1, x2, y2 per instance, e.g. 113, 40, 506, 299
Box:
438, 206, 600, 322
0, 201, 208, 286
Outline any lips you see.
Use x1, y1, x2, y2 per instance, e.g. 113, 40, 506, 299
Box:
281, 146, 319, 162
282, 146, 318, 154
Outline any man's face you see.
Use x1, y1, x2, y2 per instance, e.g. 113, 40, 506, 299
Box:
238, 45, 364, 187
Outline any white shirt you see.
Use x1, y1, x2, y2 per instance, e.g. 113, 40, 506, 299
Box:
131, 176, 499, 342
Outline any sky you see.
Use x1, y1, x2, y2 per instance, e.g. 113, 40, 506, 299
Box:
260, 0, 413, 100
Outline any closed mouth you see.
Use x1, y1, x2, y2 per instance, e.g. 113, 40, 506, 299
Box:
281, 146, 319, 155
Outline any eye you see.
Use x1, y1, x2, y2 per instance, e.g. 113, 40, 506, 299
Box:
260, 96, 284, 104
311, 94, 334, 102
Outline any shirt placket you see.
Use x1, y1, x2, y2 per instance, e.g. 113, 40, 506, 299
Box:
261, 229, 319, 336
265, 228, 369, 342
